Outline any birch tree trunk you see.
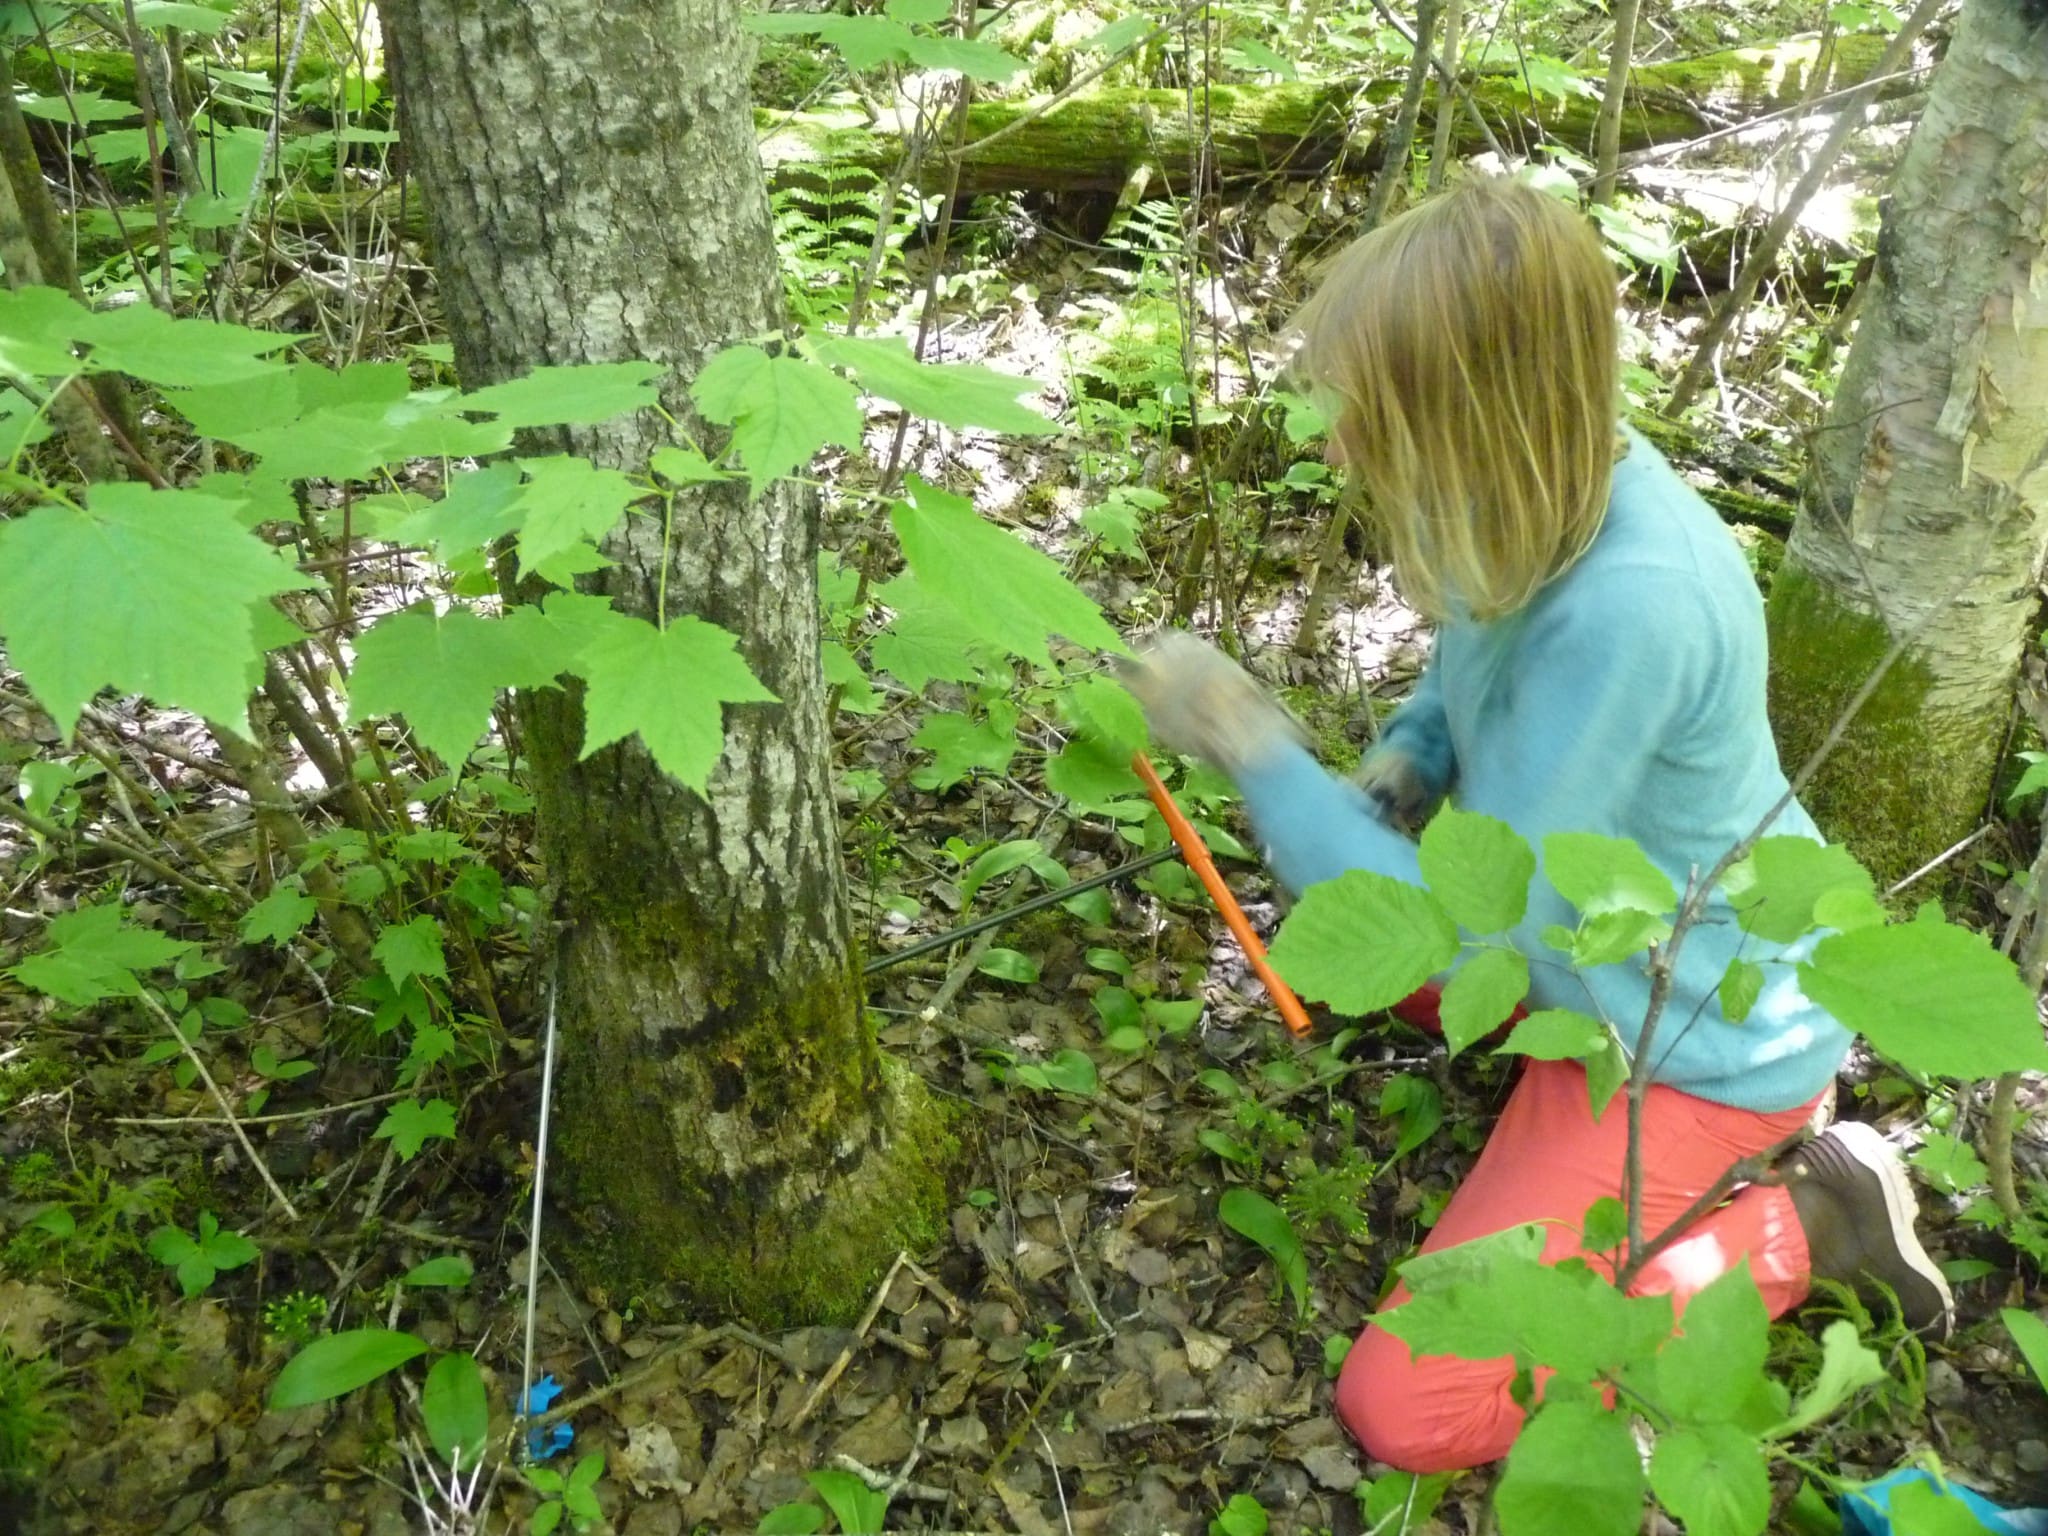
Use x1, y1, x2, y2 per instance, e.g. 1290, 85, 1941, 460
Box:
1767, 0, 2048, 884
378, 0, 950, 1323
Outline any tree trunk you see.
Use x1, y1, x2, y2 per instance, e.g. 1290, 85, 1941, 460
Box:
1767, 0, 2048, 885
378, 0, 951, 1325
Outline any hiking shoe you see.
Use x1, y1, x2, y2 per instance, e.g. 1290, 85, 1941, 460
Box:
1778, 1120, 1955, 1339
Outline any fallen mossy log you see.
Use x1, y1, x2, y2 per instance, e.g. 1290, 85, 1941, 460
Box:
1627, 408, 1800, 534
21, 30, 1905, 215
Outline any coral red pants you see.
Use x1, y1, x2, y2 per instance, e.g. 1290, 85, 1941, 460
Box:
1335, 1058, 1820, 1473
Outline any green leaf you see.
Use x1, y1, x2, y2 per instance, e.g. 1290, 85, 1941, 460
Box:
870, 574, 995, 691
1571, 907, 1672, 967
1093, 986, 1143, 1039
1656, 1260, 1769, 1423
2000, 1308, 2048, 1396
511, 456, 642, 577
1721, 837, 1876, 944
1580, 1196, 1628, 1254
1060, 673, 1148, 756
1586, 1037, 1631, 1121
9, 903, 194, 1006
403, 1255, 475, 1288
1379, 1073, 1444, 1159
374, 1098, 459, 1161
374, 917, 447, 989
460, 361, 662, 428
1719, 959, 1765, 1024
576, 615, 779, 793
891, 478, 1121, 667
1209, 1492, 1269, 1536
0, 484, 317, 736
1497, 1008, 1609, 1062
1770, 1319, 1885, 1437
909, 707, 1018, 792
1268, 871, 1460, 1015
651, 445, 731, 486
1024, 1049, 1097, 1096
1046, 737, 1139, 811
1419, 808, 1535, 933
809, 334, 1052, 435
77, 301, 296, 386
1360, 1473, 1452, 1530
147, 1226, 199, 1266
959, 839, 1046, 904
806, 1469, 888, 1536
1649, 1422, 1771, 1536
978, 948, 1040, 984
1907, 1137, 1988, 1195
349, 607, 569, 767
757, 1503, 826, 1536
270, 1328, 431, 1410
692, 344, 862, 495
2006, 751, 2048, 808
239, 882, 318, 948
386, 461, 527, 562
1516, 52, 1599, 104
1439, 949, 1529, 1057
17, 89, 138, 124
132, 1, 236, 34
1799, 915, 2048, 1080
1082, 15, 1156, 52
1543, 832, 1676, 916
1495, 1401, 1646, 1536
1219, 1188, 1310, 1316
422, 1352, 489, 1471
903, 32, 1029, 81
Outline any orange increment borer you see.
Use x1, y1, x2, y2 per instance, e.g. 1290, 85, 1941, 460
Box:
1130, 753, 1312, 1038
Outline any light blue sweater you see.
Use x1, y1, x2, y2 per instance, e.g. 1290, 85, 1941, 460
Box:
1237, 428, 1849, 1113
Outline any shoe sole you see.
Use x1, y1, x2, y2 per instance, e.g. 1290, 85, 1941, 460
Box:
1826, 1120, 1956, 1339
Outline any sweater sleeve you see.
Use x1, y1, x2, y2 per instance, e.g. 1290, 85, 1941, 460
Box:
1370, 646, 1456, 800
1233, 568, 1711, 913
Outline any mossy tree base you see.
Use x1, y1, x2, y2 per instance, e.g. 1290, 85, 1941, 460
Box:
1766, 565, 1993, 889
378, 0, 960, 1327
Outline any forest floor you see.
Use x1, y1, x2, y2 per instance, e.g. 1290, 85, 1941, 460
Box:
7, 97, 2048, 1536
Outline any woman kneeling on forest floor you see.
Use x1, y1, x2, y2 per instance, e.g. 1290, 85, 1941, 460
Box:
1116, 176, 1953, 1476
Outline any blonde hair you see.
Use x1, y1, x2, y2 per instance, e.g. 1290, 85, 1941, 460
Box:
1288, 177, 1620, 622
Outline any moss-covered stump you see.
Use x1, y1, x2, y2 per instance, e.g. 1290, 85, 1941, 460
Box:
1766, 564, 1994, 889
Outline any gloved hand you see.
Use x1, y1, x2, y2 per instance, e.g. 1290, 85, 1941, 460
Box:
1114, 630, 1309, 781
1353, 746, 1442, 831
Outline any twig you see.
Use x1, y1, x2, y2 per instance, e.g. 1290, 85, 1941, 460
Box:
0, 794, 225, 909
827, 1454, 949, 1504
109, 1085, 420, 1126
216, 0, 314, 311
1103, 1406, 1294, 1434
1611, 1127, 1810, 1291
901, 1256, 967, 1321
1361, 0, 1509, 163
794, 1250, 909, 1427
1622, 561, 1977, 1258
1038, 1426, 1076, 1536
1051, 1197, 1115, 1338
1884, 826, 1994, 900
1591, 0, 1644, 204
1365, 0, 1440, 226
137, 990, 300, 1221
517, 976, 562, 1459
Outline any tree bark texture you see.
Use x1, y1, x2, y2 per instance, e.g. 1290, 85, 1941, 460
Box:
1768, 0, 2048, 884
377, 0, 950, 1324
